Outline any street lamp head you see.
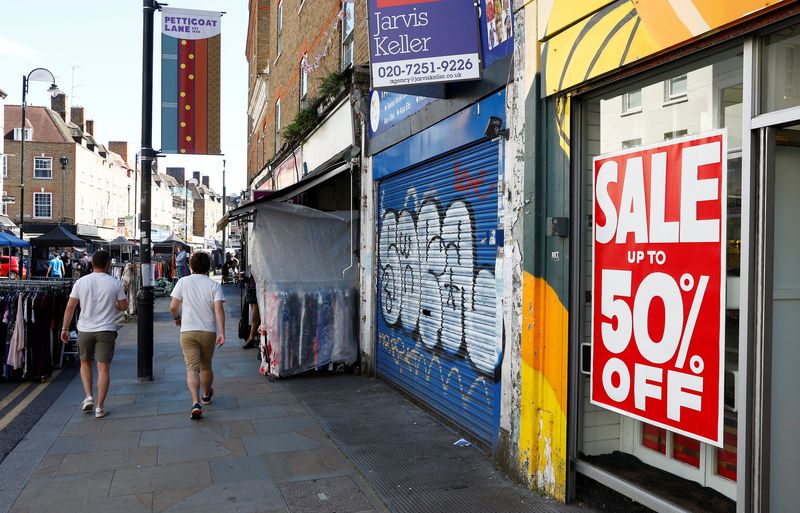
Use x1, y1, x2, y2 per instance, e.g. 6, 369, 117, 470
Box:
47, 83, 61, 97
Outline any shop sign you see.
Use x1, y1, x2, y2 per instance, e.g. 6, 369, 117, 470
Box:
367, 0, 481, 88
591, 131, 726, 446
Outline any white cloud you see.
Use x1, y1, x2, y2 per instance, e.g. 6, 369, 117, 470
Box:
0, 36, 35, 59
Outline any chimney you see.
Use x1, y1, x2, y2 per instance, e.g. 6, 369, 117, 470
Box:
202, 175, 210, 188
108, 141, 129, 164
193, 171, 201, 182
51, 93, 68, 121
85, 119, 94, 136
165, 167, 185, 183
70, 106, 85, 132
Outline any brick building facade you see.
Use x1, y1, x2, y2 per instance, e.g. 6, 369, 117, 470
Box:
2, 95, 136, 240
246, 0, 369, 185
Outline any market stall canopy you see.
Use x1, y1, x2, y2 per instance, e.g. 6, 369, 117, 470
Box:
0, 232, 29, 248
29, 226, 86, 247
154, 234, 190, 250
107, 236, 137, 248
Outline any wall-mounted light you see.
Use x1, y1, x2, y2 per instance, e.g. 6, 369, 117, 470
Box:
484, 116, 509, 140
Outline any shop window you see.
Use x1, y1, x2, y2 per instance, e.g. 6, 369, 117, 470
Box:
622, 89, 641, 114
579, 49, 742, 507
665, 75, 688, 102
763, 26, 800, 112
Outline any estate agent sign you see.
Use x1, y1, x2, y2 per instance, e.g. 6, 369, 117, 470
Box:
367, 0, 481, 88
591, 131, 727, 446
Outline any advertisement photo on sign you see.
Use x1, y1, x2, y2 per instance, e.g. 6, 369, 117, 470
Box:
485, 0, 512, 50
590, 130, 727, 448
367, 0, 482, 89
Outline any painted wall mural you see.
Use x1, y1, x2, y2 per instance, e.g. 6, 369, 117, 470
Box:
376, 141, 501, 443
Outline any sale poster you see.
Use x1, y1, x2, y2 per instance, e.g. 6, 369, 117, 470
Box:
591, 131, 726, 447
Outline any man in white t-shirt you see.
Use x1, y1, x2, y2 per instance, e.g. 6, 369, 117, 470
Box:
60, 250, 128, 418
169, 251, 226, 419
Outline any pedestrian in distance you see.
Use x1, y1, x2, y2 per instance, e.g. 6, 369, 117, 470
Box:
79, 251, 92, 277
169, 251, 226, 420
46, 253, 64, 278
60, 250, 128, 418
175, 246, 189, 279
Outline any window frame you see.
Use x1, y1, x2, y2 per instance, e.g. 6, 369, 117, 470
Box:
621, 89, 642, 114
341, 0, 355, 70
276, 0, 283, 57
1, 154, 7, 178
13, 128, 32, 141
275, 99, 282, 154
665, 74, 689, 102
300, 54, 309, 108
33, 192, 52, 219
33, 156, 53, 180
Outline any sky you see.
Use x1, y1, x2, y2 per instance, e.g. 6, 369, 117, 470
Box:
0, 0, 248, 195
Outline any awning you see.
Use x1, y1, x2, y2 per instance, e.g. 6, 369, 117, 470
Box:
231, 156, 353, 219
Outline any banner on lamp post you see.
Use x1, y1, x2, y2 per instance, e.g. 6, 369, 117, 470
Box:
160, 7, 222, 155
367, 0, 481, 89
590, 130, 727, 447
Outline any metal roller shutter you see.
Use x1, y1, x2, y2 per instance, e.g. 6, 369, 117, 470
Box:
376, 139, 501, 445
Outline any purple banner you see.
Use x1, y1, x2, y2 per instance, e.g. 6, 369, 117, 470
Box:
368, 0, 481, 88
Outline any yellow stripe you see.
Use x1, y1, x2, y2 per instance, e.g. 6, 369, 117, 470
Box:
0, 370, 61, 432
0, 382, 31, 412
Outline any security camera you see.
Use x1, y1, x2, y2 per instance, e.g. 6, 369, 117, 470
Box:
484, 116, 509, 140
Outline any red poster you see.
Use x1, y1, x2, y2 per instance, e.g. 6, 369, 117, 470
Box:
591, 131, 726, 447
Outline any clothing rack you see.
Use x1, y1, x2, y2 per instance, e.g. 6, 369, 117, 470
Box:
0, 279, 76, 381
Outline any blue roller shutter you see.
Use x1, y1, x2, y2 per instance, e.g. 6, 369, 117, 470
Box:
376, 139, 501, 445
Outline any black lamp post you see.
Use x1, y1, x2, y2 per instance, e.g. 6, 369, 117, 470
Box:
19, 68, 60, 239
59, 156, 68, 223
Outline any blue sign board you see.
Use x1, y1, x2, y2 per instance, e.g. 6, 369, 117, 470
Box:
368, 90, 433, 138
368, 0, 481, 88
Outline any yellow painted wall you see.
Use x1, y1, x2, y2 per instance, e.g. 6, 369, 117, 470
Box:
540, 0, 789, 94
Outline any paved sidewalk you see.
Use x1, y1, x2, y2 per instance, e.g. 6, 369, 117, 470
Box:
0, 286, 591, 513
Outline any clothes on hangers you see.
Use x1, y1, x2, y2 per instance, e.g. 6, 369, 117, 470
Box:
0, 281, 74, 380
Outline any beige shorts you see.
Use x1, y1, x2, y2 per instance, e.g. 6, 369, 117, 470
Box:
180, 331, 216, 371
77, 331, 117, 363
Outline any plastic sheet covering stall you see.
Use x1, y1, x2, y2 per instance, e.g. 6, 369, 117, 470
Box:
248, 202, 358, 378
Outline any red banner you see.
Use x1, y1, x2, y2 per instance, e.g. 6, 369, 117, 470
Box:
591, 131, 726, 447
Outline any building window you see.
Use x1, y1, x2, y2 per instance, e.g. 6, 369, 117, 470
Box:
300, 55, 309, 108
34, 157, 53, 179
664, 129, 688, 140
1, 154, 6, 178
665, 74, 688, 101
13, 128, 32, 141
276, 0, 283, 56
275, 99, 282, 154
342, 0, 355, 70
33, 192, 52, 219
621, 138, 641, 149
622, 89, 641, 114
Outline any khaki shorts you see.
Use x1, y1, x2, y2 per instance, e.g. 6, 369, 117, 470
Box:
180, 331, 216, 372
77, 331, 117, 363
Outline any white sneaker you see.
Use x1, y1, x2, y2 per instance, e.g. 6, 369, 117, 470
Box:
81, 397, 94, 413
95, 407, 108, 418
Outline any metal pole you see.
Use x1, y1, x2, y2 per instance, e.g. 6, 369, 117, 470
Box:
184, 179, 188, 240
137, 0, 156, 381
19, 75, 27, 240
221, 159, 226, 254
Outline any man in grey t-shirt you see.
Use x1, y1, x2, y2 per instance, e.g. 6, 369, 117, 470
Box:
60, 250, 128, 418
